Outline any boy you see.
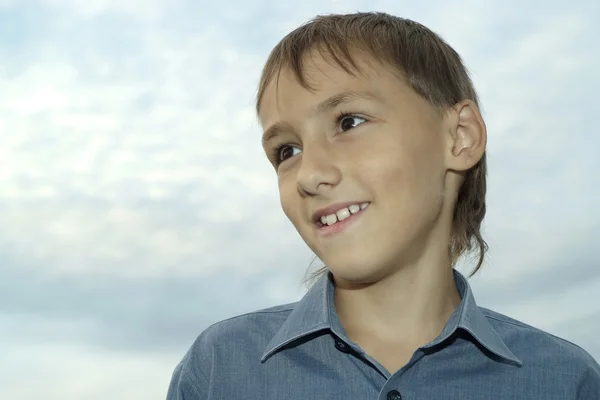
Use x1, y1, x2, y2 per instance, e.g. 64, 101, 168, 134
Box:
167, 12, 600, 399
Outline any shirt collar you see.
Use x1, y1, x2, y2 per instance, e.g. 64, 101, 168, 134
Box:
439, 269, 522, 366
262, 269, 522, 366
261, 272, 332, 362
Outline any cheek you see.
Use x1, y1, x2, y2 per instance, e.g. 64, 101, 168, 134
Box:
361, 139, 443, 205
383, 131, 443, 184
278, 178, 317, 247
359, 140, 415, 186
278, 177, 298, 223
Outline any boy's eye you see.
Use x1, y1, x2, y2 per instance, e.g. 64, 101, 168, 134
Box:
275, 145, 301, 165
338, 114, 366, 132
271, 114, 365, 167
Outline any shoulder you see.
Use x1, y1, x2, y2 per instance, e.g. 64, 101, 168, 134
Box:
199, 302, 295, 344
184, 302, 296, 365
480, 307, 595, 365
481, 307, 600, 393
167, 302, 298, 399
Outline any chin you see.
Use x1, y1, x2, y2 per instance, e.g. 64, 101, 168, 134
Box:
322, 256, 389, 285
317, 237, 415, 285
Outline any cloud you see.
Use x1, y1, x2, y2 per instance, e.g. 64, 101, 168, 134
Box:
0, 341, 176, 400
40, 0, 170, 21
0, 3, 278, 279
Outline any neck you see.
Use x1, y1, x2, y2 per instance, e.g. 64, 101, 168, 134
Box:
333, 253, 461, 347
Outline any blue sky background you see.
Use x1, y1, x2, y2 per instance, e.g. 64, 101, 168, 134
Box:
1, 0, 599, 398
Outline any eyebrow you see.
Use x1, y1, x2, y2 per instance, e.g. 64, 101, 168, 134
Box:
261, 90, 377, 148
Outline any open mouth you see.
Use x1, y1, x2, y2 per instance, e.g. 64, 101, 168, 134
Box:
316, 202, 370, 228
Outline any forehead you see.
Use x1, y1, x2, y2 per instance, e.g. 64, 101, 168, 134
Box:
258, 52, 399, 125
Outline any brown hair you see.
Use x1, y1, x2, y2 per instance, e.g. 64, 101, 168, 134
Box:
256, 12, 488, 282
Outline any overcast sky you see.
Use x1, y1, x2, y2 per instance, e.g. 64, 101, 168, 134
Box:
1, 0, 599, 399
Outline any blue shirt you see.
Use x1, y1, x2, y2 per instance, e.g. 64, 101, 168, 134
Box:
167, 269, 600, 399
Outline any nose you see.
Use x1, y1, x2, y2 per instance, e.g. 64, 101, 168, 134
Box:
296, 143, 341, 196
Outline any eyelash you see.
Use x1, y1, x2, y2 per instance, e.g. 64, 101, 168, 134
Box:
335, 110, 359, 127
271, 112, 367, 166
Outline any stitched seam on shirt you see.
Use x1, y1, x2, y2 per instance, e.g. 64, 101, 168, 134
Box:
201, 307, 296, 339
182, 368, 204, 398
210, 305, 296, 325
483, 314, 534, 330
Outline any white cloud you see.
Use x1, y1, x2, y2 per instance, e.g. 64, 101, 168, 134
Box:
0, 341, 176, 399
502, 275, 600, 330
0, 21, 276, 277
41, 0, 171, 20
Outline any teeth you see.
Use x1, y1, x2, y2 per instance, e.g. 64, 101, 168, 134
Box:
319, 202, 369, 226
325, 214, 337, 226
336, 207, 350, 221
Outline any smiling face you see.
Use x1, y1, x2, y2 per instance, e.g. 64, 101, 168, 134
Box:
259, 52, 466, 284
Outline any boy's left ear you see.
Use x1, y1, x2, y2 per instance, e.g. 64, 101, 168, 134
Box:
444, 99, 487, 171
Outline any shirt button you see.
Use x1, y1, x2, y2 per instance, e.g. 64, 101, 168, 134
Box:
387, 390, 402, 400
334, 338, 352, 353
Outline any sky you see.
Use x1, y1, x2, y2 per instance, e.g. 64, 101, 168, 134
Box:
0, 0, 599, 398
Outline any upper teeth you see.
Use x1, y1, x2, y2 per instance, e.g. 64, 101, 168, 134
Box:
320, 202, 369, 226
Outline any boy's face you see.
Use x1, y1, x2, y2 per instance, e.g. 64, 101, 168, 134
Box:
259, 52, 457, 284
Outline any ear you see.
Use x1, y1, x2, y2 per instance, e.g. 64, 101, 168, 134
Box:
444, 100, 487, 172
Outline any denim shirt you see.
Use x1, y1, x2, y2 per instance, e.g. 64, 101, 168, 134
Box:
167, 269, 600, 399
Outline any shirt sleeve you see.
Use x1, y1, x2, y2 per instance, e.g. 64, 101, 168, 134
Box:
166, 361, 206, 400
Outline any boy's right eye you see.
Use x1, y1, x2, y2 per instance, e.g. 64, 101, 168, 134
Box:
274, 144, 301, 165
